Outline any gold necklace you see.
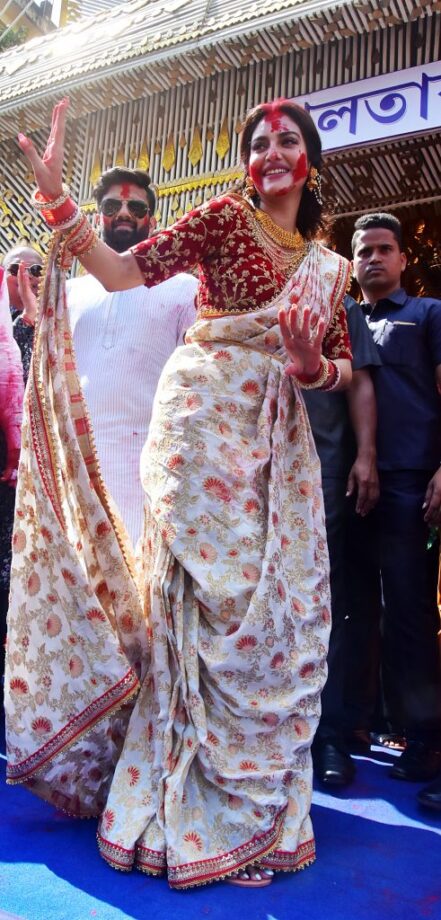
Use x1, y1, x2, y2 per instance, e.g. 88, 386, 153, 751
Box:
255, 209, 304, 250
252, 209, 308, 274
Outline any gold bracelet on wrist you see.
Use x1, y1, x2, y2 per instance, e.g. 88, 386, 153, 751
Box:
321, 361, 341, 391
32, 183, 71, 212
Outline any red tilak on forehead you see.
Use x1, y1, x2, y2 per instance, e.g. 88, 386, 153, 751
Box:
120, 183, 132, 199
259, 100, 290, 132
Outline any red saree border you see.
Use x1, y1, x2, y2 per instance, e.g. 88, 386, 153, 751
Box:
97, 807, 312, 888
167, 808, 283, 889
6, 668, 140, 783
97, 834, 166, 875
260, 839, 316, 871
329, 253, 352, 322
28, 378, 66, 532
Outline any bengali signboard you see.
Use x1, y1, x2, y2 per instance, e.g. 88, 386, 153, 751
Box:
294, 60, 441, 152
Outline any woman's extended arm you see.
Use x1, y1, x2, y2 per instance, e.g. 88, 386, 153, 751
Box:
18, 99, 143, 291
73, 242, 143, 291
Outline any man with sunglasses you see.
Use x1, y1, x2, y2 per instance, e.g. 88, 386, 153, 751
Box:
2, 244, 43, 383
67, 167, 197, 547
3, 244, 43, 321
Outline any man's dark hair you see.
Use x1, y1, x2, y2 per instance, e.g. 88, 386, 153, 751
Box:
93, 167, 156, 214
351, 212, 403, 254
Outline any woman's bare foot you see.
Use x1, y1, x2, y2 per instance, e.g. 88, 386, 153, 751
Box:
227, 865, 274, 887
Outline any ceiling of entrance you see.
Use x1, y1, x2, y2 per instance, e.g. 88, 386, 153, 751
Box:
323, 130, 441, 218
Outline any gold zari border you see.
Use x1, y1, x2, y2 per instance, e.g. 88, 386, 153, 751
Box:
6, 669, 140, 783
97, 807, 316, 888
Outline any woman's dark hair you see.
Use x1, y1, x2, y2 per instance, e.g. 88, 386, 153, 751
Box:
93, 167, 156, 214
238, 101, 324, 240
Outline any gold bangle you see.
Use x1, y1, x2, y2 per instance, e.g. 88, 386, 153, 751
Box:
32, 183, 71, 212
64, 212, 88, 239
72, 229, 99, 257
321, 361, 341, 391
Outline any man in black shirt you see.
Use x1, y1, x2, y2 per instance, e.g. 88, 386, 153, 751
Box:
304, 297, 381, 786
348, 212, 441, 784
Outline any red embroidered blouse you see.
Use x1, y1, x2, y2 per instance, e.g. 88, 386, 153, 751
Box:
132, 194, 351, 360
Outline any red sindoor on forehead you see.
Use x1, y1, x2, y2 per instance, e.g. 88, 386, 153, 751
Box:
120, 183, 132, 199
260, 100, 290, 132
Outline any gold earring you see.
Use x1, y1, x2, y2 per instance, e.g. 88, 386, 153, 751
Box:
306, 167, 322, 205
243, 175, 256, 202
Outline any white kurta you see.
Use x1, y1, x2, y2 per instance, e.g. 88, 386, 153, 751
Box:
67, 273, 197, 546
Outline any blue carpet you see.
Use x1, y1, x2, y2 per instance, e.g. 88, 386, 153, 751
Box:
1, 725, 440, 920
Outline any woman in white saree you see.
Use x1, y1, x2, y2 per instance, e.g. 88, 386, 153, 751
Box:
6, 99, 352, 888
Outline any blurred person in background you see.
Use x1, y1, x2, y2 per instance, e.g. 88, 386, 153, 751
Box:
0, 264, 24, 702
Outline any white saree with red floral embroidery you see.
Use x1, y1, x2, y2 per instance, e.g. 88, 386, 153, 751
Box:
5, 233, 350, 887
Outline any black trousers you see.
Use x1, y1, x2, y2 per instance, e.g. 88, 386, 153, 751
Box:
0, 587, 8, 703
315, 477, 354, 746
345, 470, 441, 745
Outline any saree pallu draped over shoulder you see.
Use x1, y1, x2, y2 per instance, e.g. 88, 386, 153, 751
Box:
5, 235, 350, 886
5, 237, 147, 817
95, 242, 350, 886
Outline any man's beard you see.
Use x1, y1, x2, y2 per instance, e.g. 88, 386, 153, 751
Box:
102, 221, 150, 253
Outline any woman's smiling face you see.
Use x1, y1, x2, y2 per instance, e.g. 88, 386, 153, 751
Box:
248, 110, 309, 201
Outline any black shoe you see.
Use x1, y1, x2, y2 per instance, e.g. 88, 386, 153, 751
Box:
345, 729, 372, 755
313, 742, 356, 787
417, 774, 441, 812
389, 742, 441, 782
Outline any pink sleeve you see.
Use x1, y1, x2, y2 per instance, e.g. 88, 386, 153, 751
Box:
0, 268, 24, 462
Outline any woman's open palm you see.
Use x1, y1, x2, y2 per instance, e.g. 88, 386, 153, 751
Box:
279, 296, 325, 377
18, 98, 68, 200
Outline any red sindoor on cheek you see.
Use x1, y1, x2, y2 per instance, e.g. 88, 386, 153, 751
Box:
248, 162, 265, 193
293, 151, 308, 182
102, 215, 112, 226
249, 150, 308, 198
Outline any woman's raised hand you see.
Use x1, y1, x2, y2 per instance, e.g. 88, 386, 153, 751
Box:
17, 98, 68, 200
279, 296, 325, 378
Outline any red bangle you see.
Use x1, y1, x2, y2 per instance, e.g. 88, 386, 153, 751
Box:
41, 197, 77, 226
295, 364, 323, 385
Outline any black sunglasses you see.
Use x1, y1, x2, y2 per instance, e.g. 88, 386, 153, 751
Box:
100, 198, 150, 219
7, 262, 43, 278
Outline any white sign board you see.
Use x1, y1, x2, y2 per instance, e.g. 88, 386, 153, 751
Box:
294, 60, 441, 151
